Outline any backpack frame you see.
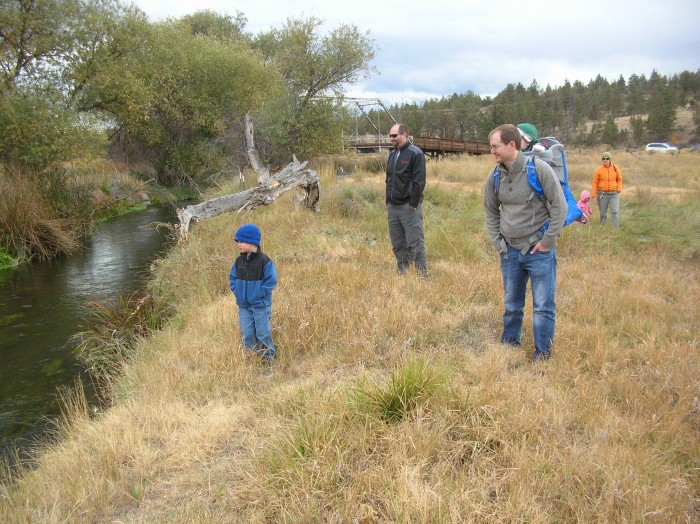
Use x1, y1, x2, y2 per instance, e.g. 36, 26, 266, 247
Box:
492, 139, 584, 234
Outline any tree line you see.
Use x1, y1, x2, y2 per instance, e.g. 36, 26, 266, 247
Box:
357, 70, 700, 148
2, 0, 699, 188
1, 1, 374, 185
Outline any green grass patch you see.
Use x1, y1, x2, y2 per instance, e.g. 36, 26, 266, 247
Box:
348, 359, 448, 423
621, 190, 700, 258
0, 248, 18, 270
327, 185, 383, 219
93, 203, 148, 224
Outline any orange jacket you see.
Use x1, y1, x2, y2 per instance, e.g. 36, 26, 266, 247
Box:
591, 163, 623, 197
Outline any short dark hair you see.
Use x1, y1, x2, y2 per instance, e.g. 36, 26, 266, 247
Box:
395, 123, 407, 135
489, 124, 521, 150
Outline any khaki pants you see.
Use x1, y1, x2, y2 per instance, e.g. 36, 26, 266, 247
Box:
597, 191, 620, 229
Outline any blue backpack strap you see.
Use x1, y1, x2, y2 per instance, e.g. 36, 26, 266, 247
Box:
525, 157, 550, 236
525, 157, 544, 200
491, 165, 501, 196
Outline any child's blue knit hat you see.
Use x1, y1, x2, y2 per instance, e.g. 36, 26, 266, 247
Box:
234, 223, 261, 246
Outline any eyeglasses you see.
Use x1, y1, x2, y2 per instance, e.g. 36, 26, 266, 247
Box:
602, 157, 610, 160
389, 133, 399, 138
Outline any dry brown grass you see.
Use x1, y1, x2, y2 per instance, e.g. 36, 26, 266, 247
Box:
2, 150, 699, 522
0, 161, 149, 261
0, 169, 82, 260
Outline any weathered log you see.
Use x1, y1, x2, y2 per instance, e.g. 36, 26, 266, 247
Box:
244, 112, 271, 183
177, 159, 320, 239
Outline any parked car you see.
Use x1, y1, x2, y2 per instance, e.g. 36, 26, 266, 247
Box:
645, 142, 679, 153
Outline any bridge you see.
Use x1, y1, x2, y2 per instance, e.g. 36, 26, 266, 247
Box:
349, 135, 490, 159
344, 97, 490, 159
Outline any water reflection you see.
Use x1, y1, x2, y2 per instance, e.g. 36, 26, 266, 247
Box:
0, 205, 176, 455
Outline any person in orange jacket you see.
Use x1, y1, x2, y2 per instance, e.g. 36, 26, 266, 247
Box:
591, 152, 623, 229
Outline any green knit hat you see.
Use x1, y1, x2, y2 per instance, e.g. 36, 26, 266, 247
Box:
517, 123, 538, 143
602, 152, 611, 160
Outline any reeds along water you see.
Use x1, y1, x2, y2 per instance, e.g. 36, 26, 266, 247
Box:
2, 150, 699, 522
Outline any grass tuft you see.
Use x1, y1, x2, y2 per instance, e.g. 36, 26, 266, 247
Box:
71, 290, 174, 398
349, 359, 448, 422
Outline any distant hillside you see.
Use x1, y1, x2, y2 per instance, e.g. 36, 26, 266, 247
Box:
603, 105, 696, 147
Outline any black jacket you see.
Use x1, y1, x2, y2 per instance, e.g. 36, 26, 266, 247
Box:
385, 141, 426, 207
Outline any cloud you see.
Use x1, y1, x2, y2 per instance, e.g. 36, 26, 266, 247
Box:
130, 0, 700, 103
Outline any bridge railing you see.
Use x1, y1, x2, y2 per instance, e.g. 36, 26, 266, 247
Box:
347, 135, 490, 156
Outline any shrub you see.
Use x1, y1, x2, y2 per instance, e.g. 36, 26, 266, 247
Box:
71, 290, 175, 397
0, 248, 17, 269
0, 93, 106, 169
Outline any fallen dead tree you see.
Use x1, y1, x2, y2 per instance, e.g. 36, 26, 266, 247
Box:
177, 158, 320, 239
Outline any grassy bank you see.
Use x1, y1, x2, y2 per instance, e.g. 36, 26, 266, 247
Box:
1, 150, 699, 522
0, 161, 172, 264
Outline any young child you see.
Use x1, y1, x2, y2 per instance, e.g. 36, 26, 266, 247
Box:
577, 190, 592, 224
229, 223, 278, 363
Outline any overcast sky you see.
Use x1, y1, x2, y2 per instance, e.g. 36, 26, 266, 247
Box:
130, 0, 700, 105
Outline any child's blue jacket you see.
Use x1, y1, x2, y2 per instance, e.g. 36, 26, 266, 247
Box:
229, 251, 277, 308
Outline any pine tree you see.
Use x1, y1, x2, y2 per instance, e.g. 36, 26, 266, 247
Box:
601, 114, 619, 146
646, 72, 677, 140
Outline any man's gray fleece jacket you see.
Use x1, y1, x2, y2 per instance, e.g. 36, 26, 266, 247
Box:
483, 152, 566, 252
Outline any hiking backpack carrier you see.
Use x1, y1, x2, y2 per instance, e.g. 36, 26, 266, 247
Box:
492, 137, 584, 235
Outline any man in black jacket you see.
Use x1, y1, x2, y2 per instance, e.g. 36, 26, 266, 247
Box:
385, 123, 428, 278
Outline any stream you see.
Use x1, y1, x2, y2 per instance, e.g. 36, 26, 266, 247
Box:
0, 205, 177, 460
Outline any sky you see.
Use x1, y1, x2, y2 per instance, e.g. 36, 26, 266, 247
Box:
129, 0, 700, 105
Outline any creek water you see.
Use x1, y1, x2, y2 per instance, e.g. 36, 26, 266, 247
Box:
0, 205, 177, 460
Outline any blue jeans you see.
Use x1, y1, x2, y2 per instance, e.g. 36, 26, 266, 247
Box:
499, 246, 557, 358
238, 305, 275, 360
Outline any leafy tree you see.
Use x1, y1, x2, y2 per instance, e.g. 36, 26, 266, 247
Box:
113, 22, 280, 183
255, 94, 349, 163
253, 16, 375, 162
0, 0, 141, 169
0, 91, 105, 167
64, 5, 152, 114
0, 0, 81, 93
178, 9, 249, 42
